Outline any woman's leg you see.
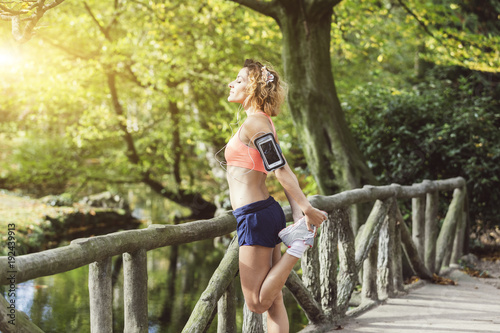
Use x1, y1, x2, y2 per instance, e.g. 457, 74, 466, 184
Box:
239, 244, 298, 314
266, 244, 290, 333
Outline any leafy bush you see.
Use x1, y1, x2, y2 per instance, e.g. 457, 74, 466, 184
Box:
344, 68, 500, 227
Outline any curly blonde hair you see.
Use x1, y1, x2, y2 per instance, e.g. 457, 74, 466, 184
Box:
243, 59, 286, 117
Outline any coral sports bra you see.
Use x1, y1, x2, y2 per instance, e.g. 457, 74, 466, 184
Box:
224, 112, 278, 175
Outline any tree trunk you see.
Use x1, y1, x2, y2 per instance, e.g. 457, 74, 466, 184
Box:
276, 3, 377, 196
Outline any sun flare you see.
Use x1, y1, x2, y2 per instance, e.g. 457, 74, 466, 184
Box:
0, 49, 22, 68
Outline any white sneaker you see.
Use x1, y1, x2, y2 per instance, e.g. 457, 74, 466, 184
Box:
278, 217, 315, 248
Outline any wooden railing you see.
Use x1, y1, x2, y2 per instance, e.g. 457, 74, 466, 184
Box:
0, 177, 468, 333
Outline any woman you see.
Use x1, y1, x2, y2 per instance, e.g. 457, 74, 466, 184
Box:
224, 59, 327, 332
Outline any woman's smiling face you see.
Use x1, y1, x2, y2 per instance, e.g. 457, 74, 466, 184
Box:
228, 68, 249, 104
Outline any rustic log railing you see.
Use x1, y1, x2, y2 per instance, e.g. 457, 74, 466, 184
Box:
0, 177, 468, 333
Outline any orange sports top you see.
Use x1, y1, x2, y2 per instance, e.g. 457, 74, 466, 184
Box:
224, 112, 278, 175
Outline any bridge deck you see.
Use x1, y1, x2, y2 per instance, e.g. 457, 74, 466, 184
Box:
337, 270, 500, 333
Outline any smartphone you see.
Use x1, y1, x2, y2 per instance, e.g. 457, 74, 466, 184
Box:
254, 133, 286, 172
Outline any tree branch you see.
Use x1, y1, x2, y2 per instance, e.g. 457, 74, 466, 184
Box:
306, 0, 342, 17
2, 0, 68, 43
106, 72, 142, 165
395, 0, 462, 64
83, 1, 110, 40
228, 0, 277, 18
43, 0, 65, 10
0, 3, 25, 14
396, 0, 436, 40
39, 35, 97, 60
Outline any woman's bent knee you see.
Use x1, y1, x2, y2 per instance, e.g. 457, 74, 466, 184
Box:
247, 300, 272, 314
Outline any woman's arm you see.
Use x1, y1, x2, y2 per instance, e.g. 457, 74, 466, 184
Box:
242, 114, 326, 230
275, 164, 326, 232
284, 188, 304, 222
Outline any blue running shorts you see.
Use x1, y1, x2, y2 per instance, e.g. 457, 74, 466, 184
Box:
232, 196, 286, 248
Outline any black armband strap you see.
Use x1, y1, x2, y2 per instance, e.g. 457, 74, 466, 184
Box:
254, 133, 286, 172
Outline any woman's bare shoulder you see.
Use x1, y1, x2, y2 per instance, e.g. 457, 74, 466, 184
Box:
239, 113, 273, 143
244, 113, 273, 132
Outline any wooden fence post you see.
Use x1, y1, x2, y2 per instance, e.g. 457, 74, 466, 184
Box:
412, 195, 426, 260
336, 206, 357, 317
89, 257, 113, 333
217, 279, 237, 333
425, 187, 439, 273
302, 237, 320, 303
451, 188, 467, 266
335, 198, 391, 317
462, 190, 471, 254
123, 249, 148, 333
0, 294, 44, 333
354, 198, 393, 271
391, 201, 405, 293
435, 187, 466, 274
361, 242, 378, 301
378, 205, 396, 299
397, 207, 433, 280
181, 236, 239, 333
242, 303, 264, 333
319, 209, 340, 317
285, 270, 326, 324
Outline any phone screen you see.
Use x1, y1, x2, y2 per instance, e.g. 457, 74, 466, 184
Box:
261, 141, 280, 164
255, 133, 286, 171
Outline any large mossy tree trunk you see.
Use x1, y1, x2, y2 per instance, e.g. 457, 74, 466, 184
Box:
278, 3, 375, 195
231, 0, 377, 227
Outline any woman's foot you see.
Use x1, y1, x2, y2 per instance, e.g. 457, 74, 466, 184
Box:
278, 217, 315, 248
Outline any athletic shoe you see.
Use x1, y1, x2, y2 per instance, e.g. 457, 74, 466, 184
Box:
278, 217, 315, 248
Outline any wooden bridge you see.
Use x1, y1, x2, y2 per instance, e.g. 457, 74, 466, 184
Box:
0, 177, 476, 332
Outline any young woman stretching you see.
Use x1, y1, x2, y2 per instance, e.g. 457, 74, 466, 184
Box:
224, 59, 327, 332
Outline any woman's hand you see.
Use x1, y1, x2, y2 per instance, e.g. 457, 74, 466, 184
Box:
304, 207, 328, 236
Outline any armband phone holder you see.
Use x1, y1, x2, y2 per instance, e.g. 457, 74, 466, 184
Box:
254, 133, 286, 172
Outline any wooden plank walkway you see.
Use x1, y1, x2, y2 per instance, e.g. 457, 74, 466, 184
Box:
336, 270, 500, 333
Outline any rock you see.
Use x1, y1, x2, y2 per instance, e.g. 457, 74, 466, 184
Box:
460, 253, 479, 267
79, 191, 130, 210
41, 193, 74, 207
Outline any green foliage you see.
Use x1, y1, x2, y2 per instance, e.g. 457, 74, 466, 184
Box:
0, 0, 283, 205
0, 0, 497, 222
344, 68, 500, 225
410, 0, 500, 72
5, 137, 82, 194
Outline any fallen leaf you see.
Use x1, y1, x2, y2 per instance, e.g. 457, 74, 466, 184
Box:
432, 273, 457, 285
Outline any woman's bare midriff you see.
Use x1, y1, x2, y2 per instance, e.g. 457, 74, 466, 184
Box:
227, 166, 269, 209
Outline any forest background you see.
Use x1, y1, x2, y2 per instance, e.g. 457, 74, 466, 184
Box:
0, 0, 499, 241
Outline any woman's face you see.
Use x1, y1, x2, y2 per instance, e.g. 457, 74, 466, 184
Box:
228, 68, 249, 104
